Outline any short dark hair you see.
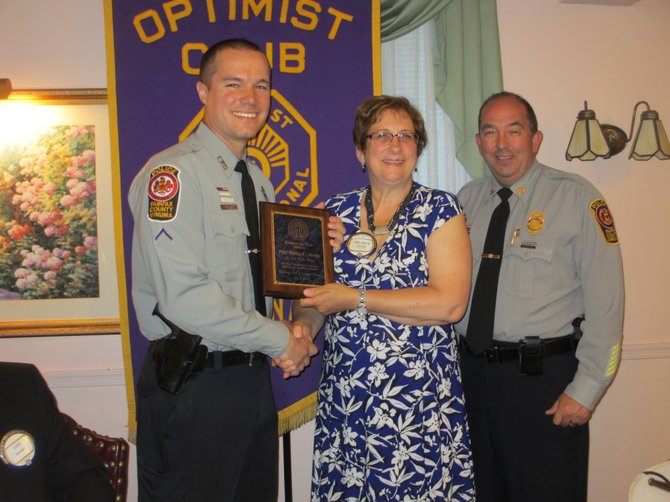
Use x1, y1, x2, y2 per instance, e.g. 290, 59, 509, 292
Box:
352, 95, 428, 156
198, 39, 270, 86
478, 91, 538, 134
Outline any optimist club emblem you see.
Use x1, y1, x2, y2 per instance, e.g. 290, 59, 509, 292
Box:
148, 165, 180, 221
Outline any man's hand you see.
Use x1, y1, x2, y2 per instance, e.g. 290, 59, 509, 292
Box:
274, 321, 318, 379
545, 392, 593, 427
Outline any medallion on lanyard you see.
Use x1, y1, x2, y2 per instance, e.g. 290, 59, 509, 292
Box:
346, 231, 377, 258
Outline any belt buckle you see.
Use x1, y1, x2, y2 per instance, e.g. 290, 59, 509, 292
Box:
484, 346, 503, 364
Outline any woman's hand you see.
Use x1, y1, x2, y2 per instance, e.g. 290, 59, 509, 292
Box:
300, 283, 357, 316
315, 201, 345, 253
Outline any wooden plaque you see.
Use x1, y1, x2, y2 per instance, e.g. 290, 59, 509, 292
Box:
260, 202, 335, 298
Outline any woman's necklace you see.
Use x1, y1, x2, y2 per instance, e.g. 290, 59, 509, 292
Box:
345, 184, 416, 259
365, 184, 415, 236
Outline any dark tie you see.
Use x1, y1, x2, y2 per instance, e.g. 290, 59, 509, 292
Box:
465, 187, 513, 354
234, 160, 266, 316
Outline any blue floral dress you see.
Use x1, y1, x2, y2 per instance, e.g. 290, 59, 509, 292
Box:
311, 183, 475, 501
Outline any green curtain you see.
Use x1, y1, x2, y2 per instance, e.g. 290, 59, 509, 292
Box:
433, 0, 502, 179
380, 0, 452, 42
381, 0, 503, 179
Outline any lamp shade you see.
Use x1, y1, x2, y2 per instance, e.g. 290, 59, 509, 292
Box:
566, 102, 611, 161
629, 108, 670, 160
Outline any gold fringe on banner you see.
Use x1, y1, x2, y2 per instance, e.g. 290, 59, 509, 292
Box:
277, 392, 317, 436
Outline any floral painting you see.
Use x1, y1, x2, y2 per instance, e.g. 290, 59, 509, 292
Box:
0, 125, 99, 300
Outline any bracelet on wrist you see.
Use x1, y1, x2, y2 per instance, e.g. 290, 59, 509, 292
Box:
357, 286, 368, 317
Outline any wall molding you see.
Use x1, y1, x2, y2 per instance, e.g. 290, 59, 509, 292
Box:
44, 368, 125, 389
621, 341, 670, 361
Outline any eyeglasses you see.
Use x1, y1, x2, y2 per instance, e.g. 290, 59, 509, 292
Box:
366, 131, 418, 144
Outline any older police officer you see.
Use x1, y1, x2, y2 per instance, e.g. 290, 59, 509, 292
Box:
456, 91, 624, 502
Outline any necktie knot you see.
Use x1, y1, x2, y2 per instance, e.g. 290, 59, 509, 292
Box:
497, 187, 513, 202
234, 160, 248, 174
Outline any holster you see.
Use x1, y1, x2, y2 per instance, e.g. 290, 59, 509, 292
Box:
149, 305, 208, 394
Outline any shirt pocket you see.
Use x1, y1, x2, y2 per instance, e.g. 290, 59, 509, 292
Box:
209, 211, 249, 284
503, 243, 554, 298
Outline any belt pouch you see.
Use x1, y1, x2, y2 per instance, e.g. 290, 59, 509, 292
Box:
519, 336, 544, 375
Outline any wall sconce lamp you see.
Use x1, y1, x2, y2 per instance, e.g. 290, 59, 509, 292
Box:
566, 100, 670, 161
0, 78, 106, 104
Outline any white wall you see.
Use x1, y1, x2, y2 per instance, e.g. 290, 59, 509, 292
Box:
0, 0, 668, 501
0, 0, 134, 497
496, 0, 670, 500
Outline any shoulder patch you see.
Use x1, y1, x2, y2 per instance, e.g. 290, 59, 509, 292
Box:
148, 165, 180, 222
589, 198, 618, 244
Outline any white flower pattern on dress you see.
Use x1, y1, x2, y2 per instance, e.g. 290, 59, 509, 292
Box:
311, 183, 475, 501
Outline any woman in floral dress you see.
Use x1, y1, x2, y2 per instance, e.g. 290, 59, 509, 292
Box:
292, 95, 475, 501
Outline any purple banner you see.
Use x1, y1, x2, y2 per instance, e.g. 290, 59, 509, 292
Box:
107, 0, 380, 433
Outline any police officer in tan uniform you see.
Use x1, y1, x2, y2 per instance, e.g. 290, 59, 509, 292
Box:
456, 91, 624, 502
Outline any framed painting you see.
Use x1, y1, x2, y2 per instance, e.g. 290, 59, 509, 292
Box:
0, 89, 119, 337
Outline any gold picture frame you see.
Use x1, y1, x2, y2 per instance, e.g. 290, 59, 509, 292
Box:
0, 89, 120, 337
7, 88, 107, 105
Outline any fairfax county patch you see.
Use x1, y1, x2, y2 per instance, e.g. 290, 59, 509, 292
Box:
590, 198, 619, 244
148, 165, 180, 222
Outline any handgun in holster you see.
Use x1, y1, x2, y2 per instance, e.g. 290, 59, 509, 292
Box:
149, 305, 208, 394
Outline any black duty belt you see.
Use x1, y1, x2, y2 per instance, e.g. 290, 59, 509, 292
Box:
460, 334, 577, 364
204, 350, 265, 368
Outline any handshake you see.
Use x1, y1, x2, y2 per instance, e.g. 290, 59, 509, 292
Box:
273, 320, 319, 380
271, 211, 343, 379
